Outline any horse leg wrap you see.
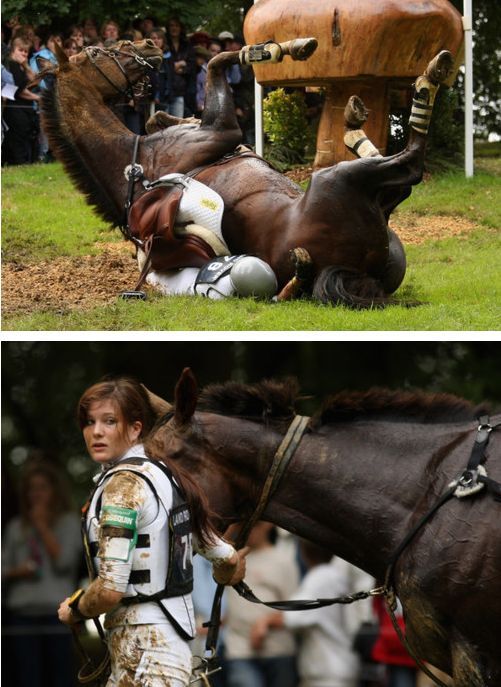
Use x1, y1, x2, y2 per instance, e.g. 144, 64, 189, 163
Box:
239, 42, 283, 65
344, 129, 382, 158
409, 76, 438, 135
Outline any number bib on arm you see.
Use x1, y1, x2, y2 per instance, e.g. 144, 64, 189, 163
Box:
100, 505, 138, 562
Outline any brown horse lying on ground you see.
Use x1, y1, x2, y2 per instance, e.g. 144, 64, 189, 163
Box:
39, 40, 454, 307
144, 369, 501, 687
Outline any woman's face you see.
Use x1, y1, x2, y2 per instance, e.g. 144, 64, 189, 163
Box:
168, 21, 181, 38
209, 42, 221, 58
71, 30, 84, 47
27, 474, 54, 508
11, 44, 29, 64
103, 23, 119, 41
83, 399, 142, 464
64, 41, 79, 57
149, 32, 165, 50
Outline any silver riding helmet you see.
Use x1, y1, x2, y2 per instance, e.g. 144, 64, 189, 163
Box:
230, 256, 278, 299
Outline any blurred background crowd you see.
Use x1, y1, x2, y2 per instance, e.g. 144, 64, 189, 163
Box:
1, 15, 256, 166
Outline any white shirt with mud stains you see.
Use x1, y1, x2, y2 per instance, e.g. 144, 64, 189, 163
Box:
92, 445, 235, 632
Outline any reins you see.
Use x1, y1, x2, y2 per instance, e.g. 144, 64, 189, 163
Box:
203, 415, 311, 662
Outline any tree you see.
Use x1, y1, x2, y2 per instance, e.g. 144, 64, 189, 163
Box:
449, 0, 501, 136
2, 0, 248, 35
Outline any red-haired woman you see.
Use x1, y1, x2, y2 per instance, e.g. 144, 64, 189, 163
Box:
57, 376, 248, 687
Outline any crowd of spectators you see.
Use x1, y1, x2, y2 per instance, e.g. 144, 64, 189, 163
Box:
1, 15, 255, 166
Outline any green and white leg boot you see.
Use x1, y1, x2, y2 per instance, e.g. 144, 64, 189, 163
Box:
343, 95, 382, 158
410, 50, 454, 135
239, 37, 317, 65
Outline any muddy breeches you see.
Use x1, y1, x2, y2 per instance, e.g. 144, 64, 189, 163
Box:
107, 623, 192, 687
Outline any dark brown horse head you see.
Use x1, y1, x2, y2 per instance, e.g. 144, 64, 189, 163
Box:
145, 369, 301, 526
34, 39, 162, 101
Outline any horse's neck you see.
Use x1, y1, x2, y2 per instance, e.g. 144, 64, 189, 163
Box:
48, 78, 138, 225
262, 422, 455, 580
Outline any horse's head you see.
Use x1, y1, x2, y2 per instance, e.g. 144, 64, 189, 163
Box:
146, 369, 239, 521
32, 39, 162, 101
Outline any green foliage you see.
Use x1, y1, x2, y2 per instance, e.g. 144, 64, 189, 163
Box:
2, 0, 248, 34
427, 89, 463, 157
263, 88, 308, 170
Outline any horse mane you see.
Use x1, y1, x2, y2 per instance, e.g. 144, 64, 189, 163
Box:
199, 379, 487, 426
198, 378, 299, 422
313, 387, 487, 425
40, 77, 123, 227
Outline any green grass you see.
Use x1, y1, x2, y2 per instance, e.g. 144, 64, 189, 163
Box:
393, 168, 500, 227
2, 155, 500, 331
2, 163, 117, 262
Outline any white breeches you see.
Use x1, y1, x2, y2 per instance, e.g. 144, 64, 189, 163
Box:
106, 623, 192, 687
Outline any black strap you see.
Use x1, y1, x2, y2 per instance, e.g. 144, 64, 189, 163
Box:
233, 580, 377, 611
381, 416, 501, 687
384, 484, 456, 590
205, 416, 310, 658
121, 135, 143, 242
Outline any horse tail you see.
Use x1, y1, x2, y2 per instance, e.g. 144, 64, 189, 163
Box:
312, 266, 400, 309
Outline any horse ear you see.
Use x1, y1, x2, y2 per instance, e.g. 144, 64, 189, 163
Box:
53, 41, 69, 65
174, 368, 198, 426
141, 384, 172, 417
36, 56, 55, 72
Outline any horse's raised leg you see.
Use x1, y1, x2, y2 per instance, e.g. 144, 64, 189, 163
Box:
347, 50, 454, 193
239, 37, 318, 65
145, 111, 200, 134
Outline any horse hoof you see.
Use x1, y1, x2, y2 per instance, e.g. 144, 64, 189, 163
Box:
290, 247, 314, 282
424, 50, 454, 85
344, 95, 368, 128
288, 37, 318, 61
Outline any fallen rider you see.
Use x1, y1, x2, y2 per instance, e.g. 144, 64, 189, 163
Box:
128, 171, 313, 302
141, 249, 313, 302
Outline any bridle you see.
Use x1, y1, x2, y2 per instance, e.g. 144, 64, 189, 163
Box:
83, 42, 155, 100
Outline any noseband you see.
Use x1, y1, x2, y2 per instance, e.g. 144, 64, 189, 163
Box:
83, 43, 155, 99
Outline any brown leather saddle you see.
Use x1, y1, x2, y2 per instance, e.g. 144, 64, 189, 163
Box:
128, 185, 216, 271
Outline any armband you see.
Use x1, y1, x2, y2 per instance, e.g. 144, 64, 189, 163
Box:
100, 505, 138, 561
